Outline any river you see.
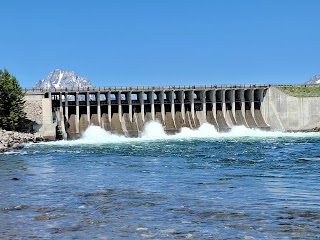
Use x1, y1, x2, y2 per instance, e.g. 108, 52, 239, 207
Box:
1, 122, 320, 239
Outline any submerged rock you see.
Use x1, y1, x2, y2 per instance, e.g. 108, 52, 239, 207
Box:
1, 205, 30, 212
34, 214, 64, 221
35, 215, 50, 221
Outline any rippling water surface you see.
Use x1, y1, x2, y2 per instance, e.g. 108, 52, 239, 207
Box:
1, 123, 320, 239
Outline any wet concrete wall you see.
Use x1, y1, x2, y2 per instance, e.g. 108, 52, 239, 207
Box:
261, 87, 320, 131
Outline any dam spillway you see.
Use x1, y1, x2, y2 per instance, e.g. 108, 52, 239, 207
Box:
37, 85, 270, 139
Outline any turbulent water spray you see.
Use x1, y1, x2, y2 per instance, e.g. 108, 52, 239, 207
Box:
140, 120, 167, 138
38, 121, 320, 146
178, 123, 218, 138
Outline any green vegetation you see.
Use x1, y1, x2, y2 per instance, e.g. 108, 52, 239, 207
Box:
0, 68, 26, 131
278, 85, 320, 97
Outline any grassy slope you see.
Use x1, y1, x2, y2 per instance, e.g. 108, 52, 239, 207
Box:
277, 85, 320, 97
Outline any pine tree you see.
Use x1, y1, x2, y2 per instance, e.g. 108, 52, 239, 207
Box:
0, 68, 26, 131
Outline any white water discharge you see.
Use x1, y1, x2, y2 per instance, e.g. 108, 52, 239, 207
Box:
39, 121, 320, 146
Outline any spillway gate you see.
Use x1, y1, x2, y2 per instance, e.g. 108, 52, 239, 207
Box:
43, 85, 270, 139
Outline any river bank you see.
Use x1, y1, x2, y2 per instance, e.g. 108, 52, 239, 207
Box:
0, 129, 44, 153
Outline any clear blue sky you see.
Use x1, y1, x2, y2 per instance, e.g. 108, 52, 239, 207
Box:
1, 0, 319, 87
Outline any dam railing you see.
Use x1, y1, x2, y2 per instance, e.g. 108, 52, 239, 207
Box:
24, 84, 270, 93
24, 84, 320, 94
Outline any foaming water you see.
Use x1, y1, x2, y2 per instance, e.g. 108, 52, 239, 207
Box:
79, 126, 128, 143
140, 120, 167, 138
38, 121, 320, 146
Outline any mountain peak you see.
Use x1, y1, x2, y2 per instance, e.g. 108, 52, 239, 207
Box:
34, 69, 93, 89
305, 75, 320, 85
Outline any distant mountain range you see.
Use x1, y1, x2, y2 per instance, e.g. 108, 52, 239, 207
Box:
305, 75, 320, 85
35, 69, 320, 88
34, 69, 93, 89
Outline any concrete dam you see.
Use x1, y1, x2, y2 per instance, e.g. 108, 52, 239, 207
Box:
27, 85, 272, 140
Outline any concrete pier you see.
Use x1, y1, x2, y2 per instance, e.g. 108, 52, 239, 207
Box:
31, 85, 268, 139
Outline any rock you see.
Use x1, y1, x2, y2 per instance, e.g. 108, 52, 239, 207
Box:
12, 143, 23, 149
1, 205, 30, 212
34, 214, 64, 220
35, 215, 50, 221
0, 143, 5, 152
0, 129, 44, 153
37, 207, 55, 212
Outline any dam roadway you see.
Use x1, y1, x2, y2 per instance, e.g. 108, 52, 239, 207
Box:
26, 85, 270, 139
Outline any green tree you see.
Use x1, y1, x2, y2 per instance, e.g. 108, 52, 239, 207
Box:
0, 68, 26, 131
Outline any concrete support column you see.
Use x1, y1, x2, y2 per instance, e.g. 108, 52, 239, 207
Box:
59, 92, 63, 115
107, 92, 111, 122
76, 92, 80, 133
230, 89, 236, 119
148, 92, 155, 120
117, 92, 122, 121
201, 90, 206, 115
212, 90, 217, 119
240, 89, 245, 117
161, 91, 165, 120
190, 90, 195, 119
221, 90, 226, 118
97, 92, 101, 125
65, 92, 68, 122
169, 91, 175, 119
127, 92, 132, 122
249, 89, 255, 116
138, 92, 144, 122
181, 91, 185, 120
86, 92, 90, 123
151, 92, 155, 120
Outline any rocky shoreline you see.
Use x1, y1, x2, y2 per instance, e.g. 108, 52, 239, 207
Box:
0, 129, 44, 153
